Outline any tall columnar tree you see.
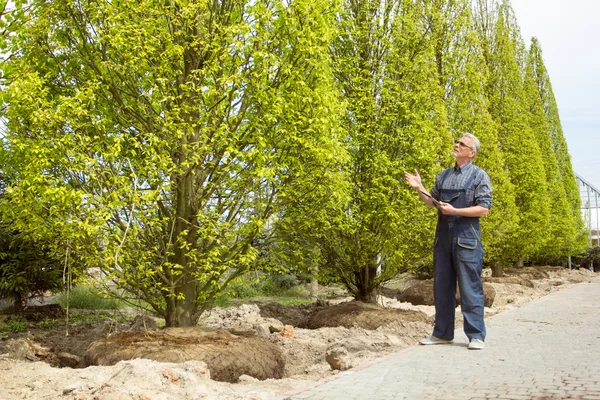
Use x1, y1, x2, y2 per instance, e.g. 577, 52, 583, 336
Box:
477, 2, 551, 266
317, 0, 451, 302
426, 0, 517, 275
526, 38, 588, 258
0, 0, 344, 326
523, 38, 576, 262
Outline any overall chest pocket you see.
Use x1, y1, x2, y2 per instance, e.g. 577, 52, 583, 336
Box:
441, 193, 460, 203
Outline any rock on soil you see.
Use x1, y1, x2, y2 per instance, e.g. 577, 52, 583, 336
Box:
325, 347, 353, 371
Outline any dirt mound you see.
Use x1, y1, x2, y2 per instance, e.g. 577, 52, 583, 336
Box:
504, 267, 550, 280
84, 326, 285, 382
398, 280, 496, 307
258, 301, 326, 327
398, 280, 435, 305
0, 312, 143, 368
304, 301, 431, 330
483, 266, 566, 287
484, 276, 534, 287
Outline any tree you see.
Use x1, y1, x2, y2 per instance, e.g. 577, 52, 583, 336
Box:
316, 0, 451, 302
526, 37, 588, 259
478, 2, 550, 266
523, 38, 577, 262
0, 0, 343, 326
427, 0, 517, 275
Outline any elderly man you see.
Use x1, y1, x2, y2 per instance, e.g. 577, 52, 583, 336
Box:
405, 133, 492, 350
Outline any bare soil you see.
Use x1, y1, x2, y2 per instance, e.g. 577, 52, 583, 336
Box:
0, 266, 596, 400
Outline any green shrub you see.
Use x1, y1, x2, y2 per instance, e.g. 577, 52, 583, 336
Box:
0, 223, 63, 306
38, 317, 60, 330
574, 246, 600, 271
246, 274, 304, 297
270, 274, 300, 290
212, 296, 232, 307
260, 278, 307, 297
213, 273, 308, 305
0, 316, 29, 333
229, 280, 262, 298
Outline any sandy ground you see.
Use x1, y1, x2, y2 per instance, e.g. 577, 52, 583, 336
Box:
0, 267, 596, 400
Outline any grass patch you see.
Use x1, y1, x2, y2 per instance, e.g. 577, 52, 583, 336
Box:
277, 297, 314, 306
213, 274, 312, 307
213, 296, 233, 307
55, 286, 122, 310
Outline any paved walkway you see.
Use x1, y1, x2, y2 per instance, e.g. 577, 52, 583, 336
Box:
286, 276, 600, 400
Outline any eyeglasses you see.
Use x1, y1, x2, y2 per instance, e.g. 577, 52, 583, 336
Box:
454, 139, 474, 151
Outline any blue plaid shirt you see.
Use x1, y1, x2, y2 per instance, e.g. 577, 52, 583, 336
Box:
430, 162, 492, 209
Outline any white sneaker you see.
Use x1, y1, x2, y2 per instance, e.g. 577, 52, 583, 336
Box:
419, 336, 453, 345
468, 338, 485, 350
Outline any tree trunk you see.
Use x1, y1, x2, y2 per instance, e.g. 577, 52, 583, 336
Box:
354, 265, 378, 304
309, 265, 319, 299
515, 256, 524, 268
164, 248, 198, 327
492, 262, 504, 277
164, 171, 199, 327
355, 289, 378, 304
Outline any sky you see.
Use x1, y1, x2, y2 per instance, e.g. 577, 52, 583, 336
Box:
510, 0, 600, 197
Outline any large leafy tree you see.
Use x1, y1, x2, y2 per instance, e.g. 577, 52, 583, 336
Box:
427, 0, 517, 275
316, 0, 451, 302
0, 0, 343, 326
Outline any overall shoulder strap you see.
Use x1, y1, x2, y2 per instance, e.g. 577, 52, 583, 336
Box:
461, 166, 478, 191
440, 168, 453, 187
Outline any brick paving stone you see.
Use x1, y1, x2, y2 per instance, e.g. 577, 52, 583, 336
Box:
284, 276, 600, 400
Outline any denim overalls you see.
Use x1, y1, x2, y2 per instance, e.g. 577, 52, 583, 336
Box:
432, 168, 486, 342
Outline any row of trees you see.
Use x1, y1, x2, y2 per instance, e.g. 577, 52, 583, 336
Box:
0, 0, 587, 326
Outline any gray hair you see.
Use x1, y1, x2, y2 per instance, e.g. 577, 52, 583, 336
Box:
462, 132, 480, 155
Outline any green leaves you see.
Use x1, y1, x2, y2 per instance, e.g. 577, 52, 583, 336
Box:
303, 0, 451, 300
525, 38, 587, 259
1, 0, 344, 326
0, 222, 64, 304
0, 0, 587, 318
473, 1, 584, 268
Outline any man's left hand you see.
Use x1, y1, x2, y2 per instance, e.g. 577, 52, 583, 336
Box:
437, 202, 456, 215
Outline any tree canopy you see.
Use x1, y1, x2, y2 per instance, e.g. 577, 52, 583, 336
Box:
1, 0, 345, 325
0, 0, 587, 318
